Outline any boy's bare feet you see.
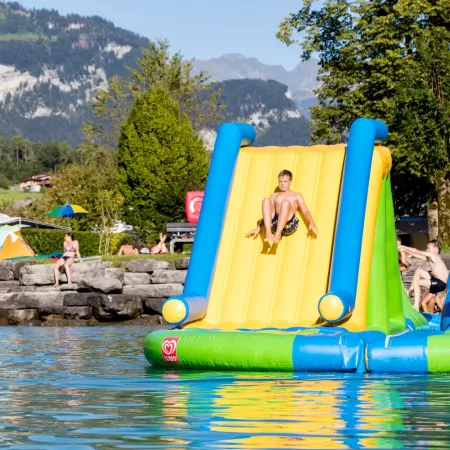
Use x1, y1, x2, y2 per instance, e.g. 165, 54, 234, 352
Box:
273, 232, 282, 244
53, 283, 59, 288
264, 232, 274, 245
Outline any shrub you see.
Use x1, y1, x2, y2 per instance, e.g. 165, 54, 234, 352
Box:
22, 229, 137, 256
0, 174, 10, 190
22, 229, 100, 256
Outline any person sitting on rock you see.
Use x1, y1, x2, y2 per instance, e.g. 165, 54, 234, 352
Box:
400, 240, 448, 311
151, 233, 169, 254
421, 291, 438, 313
421, 289, 448, 313
117, 239, 139, 256
53, 233, 82, 287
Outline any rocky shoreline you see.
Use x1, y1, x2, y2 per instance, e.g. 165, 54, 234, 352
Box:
0, 258, 188, 326
0, 253, 448, 326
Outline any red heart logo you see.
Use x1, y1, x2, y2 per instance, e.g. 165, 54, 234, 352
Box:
162, 337, 180, 363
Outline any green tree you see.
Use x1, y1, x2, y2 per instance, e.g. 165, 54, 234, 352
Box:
29, 145, 123, 239
277, 0, 450, 245
0, 174, 10, 190
117, 87, 209, 241
0, 137, 77, 184
90, 40, 224, 150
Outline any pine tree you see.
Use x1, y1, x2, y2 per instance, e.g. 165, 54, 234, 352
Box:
117, 87, 209, 241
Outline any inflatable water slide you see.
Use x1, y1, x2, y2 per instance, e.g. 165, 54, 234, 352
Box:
144, 118, 450, 373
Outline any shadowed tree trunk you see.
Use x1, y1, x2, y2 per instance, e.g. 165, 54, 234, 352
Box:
428, 196, 439, 241
437, 169, 450, 247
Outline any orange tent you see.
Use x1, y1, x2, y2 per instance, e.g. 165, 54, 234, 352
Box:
0, 231, 34, 260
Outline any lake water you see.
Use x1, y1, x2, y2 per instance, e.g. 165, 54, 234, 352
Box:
0, 327, 449, 449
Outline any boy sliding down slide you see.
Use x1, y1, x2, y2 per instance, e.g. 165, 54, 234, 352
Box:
245, 170, 318, 245
399, 240, 448, 311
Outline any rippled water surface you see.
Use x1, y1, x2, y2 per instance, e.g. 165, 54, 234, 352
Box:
0, 327, 449, 449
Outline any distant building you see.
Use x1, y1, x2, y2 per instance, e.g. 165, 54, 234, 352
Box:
19, 173, 62, 191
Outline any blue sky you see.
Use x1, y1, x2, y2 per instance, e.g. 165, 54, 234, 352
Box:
16, 0, 304, 70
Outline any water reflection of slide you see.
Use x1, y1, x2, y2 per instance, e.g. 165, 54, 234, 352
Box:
210, 377, 347, 449
155, 371, 442, 449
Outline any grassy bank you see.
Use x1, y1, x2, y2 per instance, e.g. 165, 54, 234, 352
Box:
27, 253, 187, 266
0, 189, 41, 206
103, 253, 186, 268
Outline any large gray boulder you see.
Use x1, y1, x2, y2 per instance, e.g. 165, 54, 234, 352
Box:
62, 291, 104, 307
20, 261, 108, 285
123, 284, 183, 298
85, 278, 122, 293
23, 292, 64, 314
0, 291, 63, 314
63, 306, 93, 320
90, 294, 142, 321
0, 309, 39, 325
20, 264, 54, 285
122, 285, 153, 297
143, 297, 166, 314
20, 285, 64, 292
121, 259, 173, 273
0, 263, 14, 281
175, 258, 190, 270
151, 270, 187, 284
105, 268, 124, 282
0, 281, 21, 293
9, 260, 36, 280
61, 284, 78, 291
123, 272, 151, 286
60, 262, 108, 284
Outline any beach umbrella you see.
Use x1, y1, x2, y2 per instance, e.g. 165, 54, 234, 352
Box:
48, 203, 88, 229
48, 203, 88, 218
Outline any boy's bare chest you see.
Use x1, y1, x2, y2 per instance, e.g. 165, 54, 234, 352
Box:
273, 193, 297, 205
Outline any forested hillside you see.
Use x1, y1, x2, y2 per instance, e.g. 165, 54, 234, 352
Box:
0, 2, 310, 147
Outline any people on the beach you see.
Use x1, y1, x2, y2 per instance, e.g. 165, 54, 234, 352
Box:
53, 233, 82, 287
399, 240, 448, 311
150, 233, 169, 254
245, 169, 318, 245
117, 240, 139, 256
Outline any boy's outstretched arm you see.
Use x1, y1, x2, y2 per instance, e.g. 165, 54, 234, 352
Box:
245, 218, 263, 239
398, 245, 433, 261
297, 194, 318, 235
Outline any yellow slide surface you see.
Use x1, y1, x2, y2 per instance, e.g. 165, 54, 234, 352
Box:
188, 145, 347, 330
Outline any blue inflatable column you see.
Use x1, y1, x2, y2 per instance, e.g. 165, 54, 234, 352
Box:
318, 118, 388, 324
441, 291, 450, 331
162, 123, 256, 326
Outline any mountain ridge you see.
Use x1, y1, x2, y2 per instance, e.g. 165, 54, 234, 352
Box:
192, 53, 319, 111
0, 2, 312, 147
